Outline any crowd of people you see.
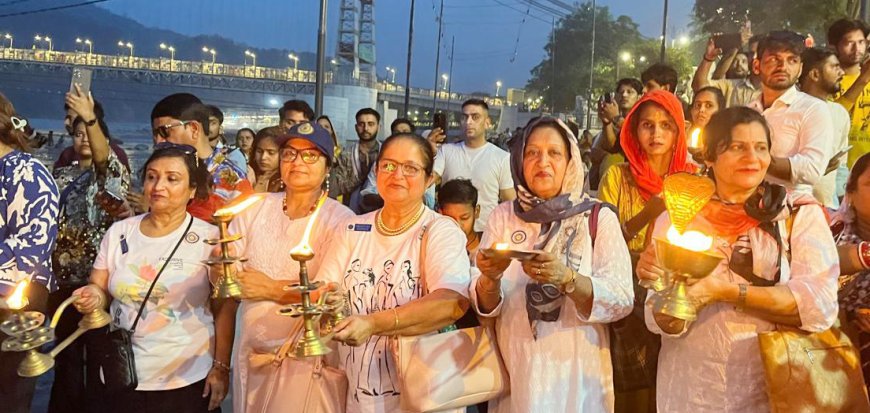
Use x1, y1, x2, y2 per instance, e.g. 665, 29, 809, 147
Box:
0, 16, 870, 413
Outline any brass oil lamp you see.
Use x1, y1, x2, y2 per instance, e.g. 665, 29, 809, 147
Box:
277, 194, 348, 358
205, 194, 265, 299
1, 280, 111, 377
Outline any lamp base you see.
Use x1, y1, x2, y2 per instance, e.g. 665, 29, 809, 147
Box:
18, 349, 53, 377
79, 309, 111, 330
213, 278, 242, 299
294, 329, 331, 358
651, 279, 697, 321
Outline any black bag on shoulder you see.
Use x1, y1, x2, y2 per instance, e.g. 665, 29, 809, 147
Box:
92, 217, 193, 393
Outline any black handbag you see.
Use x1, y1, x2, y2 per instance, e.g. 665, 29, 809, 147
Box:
93, 216, 194, 393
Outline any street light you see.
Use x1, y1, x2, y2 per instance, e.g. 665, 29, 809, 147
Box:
385, 66, 396, 83
160, 43, 175, 70
640, 55, 647, 63
202, 46, 216, 64
34, 35, 52, 51
679, 35, 689, 46
3, 33, 12, 48
288, 53, 299, 70
244, 50, 256, 67
496, 80, 502, 97
441, 73, 448, 91
76, 38, 93, 55
615, 51, 632, 80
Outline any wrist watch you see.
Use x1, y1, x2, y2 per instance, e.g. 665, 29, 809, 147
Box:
561, 269, 578, 295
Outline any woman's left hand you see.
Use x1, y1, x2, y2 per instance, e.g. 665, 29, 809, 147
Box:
521, 252, 572, 286
202, 365, 229, 410
685, 275, 730, 308
332, 315, 376, 346
65, 84, 96, 121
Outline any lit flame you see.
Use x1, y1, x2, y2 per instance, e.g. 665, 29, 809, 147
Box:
290, 193, 328, 255
6, 280, 29, 310
494, 243, 509, 250
213, 194, 265, 218
666, 225, 713, 252
689, 128, 702, 149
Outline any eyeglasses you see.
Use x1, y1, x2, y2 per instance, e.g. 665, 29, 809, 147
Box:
152, 142, 199, 167
378, 160, 423, 177
281, 147, 322, 164
152, 121, 189, 139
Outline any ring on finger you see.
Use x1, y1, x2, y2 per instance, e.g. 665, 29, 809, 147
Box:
535, 268, 541, 275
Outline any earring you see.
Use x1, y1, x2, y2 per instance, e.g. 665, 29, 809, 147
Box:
324, 173, 331, 193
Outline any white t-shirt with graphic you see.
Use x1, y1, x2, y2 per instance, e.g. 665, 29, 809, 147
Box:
94, 213, 219, 391
317, 208, 471, 413
433, 141, 513, 232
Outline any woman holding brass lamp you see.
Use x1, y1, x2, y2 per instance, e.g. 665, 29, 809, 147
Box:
225, 122, 353, 413
636, 107, 839, 412
473, 117, 634, 412
73, 144, 230, 412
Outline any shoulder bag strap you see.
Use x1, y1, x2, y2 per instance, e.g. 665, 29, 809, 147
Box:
130, 216, 194, 333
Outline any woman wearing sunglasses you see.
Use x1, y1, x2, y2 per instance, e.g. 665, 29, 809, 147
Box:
317, 132, 472, 413
225, 122, 354, 413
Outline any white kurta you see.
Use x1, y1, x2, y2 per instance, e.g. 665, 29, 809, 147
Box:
645, 205, 839, 413
470, 201, 634, 413
228, 194, 354, 413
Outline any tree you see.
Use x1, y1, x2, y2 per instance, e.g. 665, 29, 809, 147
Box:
693, 0, 850, 41
525, 3, 693, 114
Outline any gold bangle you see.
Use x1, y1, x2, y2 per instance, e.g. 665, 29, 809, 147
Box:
736, 284, 748, 312
392, 308, 399, 331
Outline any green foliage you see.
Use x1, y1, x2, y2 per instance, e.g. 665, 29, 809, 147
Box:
693, 0, 850, 41
525, 2, 694, 113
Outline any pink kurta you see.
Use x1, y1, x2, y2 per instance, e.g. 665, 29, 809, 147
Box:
228, 194, 353, 413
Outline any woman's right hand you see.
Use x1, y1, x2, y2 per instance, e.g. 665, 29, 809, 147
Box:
636, 243, 665, 284
476, 249, 511, 282
236, 270, 280, 301
72, 285, 103, 314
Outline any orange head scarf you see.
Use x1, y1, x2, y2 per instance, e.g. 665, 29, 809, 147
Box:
619, 90, 695, 200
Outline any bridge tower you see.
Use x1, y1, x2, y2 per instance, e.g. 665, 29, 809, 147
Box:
337, 0, 376, 83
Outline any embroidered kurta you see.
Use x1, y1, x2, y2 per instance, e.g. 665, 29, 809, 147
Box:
645, 205, 838, 412
470, 201, 633, 412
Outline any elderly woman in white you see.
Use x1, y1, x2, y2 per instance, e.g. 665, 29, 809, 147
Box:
474, 117, 634, 412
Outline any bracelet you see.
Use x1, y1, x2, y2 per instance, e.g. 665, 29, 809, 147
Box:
859, 242, 870, 270
736, 284, 748, 312
392, 308, 399, 331
212, 360, 231, 373
703, 55, 717, 62
479, 278, 501, 296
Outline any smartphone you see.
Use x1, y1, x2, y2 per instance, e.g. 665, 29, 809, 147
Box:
70, 67, 93, 94
99, 189, 126, 210
433, 112, 447, 132
713, 33, 742, 51
604, 92, 613, 104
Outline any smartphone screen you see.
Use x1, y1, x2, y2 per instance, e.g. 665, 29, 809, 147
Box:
433, 112, 447, 132
713, 33, 741, 51
70, 67, 93, 94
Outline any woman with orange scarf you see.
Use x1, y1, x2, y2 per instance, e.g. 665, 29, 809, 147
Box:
598, 90, 694, 413
636, 107, 838, 412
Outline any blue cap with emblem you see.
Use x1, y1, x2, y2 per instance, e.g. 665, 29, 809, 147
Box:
274, 122, 335, 163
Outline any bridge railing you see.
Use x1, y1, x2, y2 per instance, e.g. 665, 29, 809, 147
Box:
0, 46, 508, 107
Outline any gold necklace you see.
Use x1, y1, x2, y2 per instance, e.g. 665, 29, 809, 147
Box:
376, 205, 425, 236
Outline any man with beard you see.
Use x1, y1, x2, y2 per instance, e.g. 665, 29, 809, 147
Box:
330, 107, 381, 213
747, 31, 833, 196
429, 99, 514, 232
828, 19, 870, 168
800, 47, 850, 207
693, 37, 762, 108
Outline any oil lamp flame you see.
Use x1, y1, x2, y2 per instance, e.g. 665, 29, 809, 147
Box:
666, 225, 713, 252
213, 194, 265, 217
689, 128, 702, 149
7, 280, 29, 310
494, 243, 509, 250
290, 194, 328, 255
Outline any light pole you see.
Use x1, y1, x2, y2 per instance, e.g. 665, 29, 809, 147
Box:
76, 38, 93, 55
441, 73, 449, 91
288, 53, 299, 80
160, 43, 175, 70
202, 47, 216, 64
4, 34, 12, 49
244, 50, 256, 67
495, 80, 502, 97
118, 41, 133, 66
386, 66, 396, 83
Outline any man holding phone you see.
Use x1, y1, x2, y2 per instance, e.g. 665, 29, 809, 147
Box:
692, 35, 762, 108
799, 47, 851, 207
430, 99, 514, 232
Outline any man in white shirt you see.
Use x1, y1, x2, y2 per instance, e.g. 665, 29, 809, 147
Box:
799, 47, 851, 208
430, 99, 515, 232
747, 31, 833, 196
